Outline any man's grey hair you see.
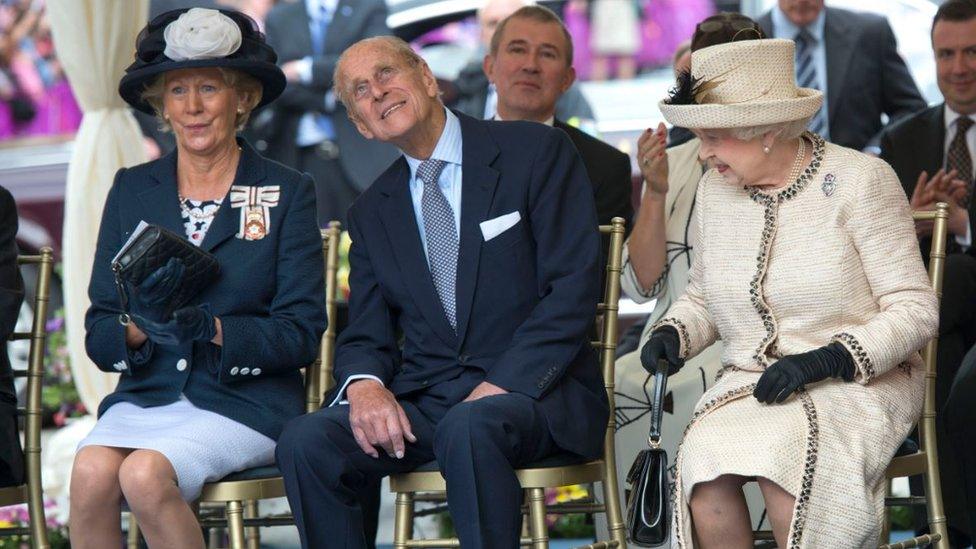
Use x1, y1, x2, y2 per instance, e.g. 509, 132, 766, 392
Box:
333, 36, 427, 116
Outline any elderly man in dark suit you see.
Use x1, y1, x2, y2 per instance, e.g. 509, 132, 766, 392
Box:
484, 5, 632, 233
0, 186, 24, 489
758, 0, 926, 152
261, 0, 398, 225
881, 1, 976, 543
276, 36, 607, 548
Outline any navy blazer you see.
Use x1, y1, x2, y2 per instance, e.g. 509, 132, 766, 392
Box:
85, 140, 326, 440
335, 112, 609, 459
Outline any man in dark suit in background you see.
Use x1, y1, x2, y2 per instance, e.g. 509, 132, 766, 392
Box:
484, 5, 632, 231
261, 0, 398, 225
879, 1, 976, 543
758, 0, 926, 152
451, 0, 594, 123
276, 36, 607, 548
0, 186, 24, 489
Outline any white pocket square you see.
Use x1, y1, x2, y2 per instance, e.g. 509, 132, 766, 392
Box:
480, 211, 521, 241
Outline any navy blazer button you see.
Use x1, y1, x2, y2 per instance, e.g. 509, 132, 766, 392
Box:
241, 367, 251, 375
230, 367, 240, 375
176, 359, 188, 372
251, 368, 262, 376
458, 354, 470, 363
422, 380, 428, 386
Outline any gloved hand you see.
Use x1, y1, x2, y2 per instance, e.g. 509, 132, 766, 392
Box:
640, 325, 684, 376
753, 342, 856, 404
129, 258, 185, 322
133, 305, 217, 347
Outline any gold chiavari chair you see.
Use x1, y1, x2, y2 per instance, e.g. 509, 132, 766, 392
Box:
0, 248, 53, 549
877, 203, 950, 549
126, 222, 342, 549
389, 217, 628, 549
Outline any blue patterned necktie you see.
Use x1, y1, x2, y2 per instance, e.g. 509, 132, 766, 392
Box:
417, 159, 458, 330
795, 29, 827, 137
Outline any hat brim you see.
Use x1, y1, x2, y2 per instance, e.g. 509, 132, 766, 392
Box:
119, 57, 286, 115
658, 88, 823, 129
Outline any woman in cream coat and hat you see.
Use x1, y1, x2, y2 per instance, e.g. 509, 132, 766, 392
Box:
640, 37, 938, 548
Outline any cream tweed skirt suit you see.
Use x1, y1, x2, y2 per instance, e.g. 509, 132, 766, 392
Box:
654, 134, 938, 548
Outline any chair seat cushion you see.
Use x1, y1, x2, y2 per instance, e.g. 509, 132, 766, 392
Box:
218, 465, 281, 482
411, 452, 590, 473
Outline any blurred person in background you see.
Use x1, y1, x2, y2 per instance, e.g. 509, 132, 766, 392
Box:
757, 0, 925, 153
0, 185, 25, 490
451, 0, 594, 123
484, 5, 632, 231
259, 0, 398, 227
588, 0, 639, 80
881, 0, 976, 543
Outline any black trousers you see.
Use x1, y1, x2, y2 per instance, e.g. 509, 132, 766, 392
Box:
276, 369, 558, 549
913, 252, 976, 543
296, 142, 360, 228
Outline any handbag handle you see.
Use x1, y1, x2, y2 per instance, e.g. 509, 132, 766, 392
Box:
648, 358, 669, 448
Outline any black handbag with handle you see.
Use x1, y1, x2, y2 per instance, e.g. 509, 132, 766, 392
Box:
625, 358, 671, 546
111, 224, 220, 320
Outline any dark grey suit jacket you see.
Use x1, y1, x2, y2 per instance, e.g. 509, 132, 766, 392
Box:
758, 7, 926, 151
0, 186, 24, 487
262, 0, 398, 192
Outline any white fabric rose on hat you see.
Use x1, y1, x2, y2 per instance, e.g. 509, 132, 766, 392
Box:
163, 8, 243, 61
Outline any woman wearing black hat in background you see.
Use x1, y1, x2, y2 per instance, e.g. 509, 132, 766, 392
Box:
68, 9, 325, 548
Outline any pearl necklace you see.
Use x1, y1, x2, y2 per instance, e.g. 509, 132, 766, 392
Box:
784, 136, 807, 187
178, 196, 222, 220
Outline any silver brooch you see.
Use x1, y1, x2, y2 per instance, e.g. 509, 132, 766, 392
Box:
822, 174, 836, 196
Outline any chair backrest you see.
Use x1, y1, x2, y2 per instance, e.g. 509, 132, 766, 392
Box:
9, 248, 52, 541
305, 222, 342, 413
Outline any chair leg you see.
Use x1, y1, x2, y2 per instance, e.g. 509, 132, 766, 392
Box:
244, 500, 260, 549
526, 487, 549, 549
127, 513, 141, 549
393, 492, 415, 549
600, 465, 627, 548
226, 501, 245, 549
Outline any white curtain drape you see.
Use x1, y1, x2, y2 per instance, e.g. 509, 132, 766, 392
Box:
48, 0, 149, 414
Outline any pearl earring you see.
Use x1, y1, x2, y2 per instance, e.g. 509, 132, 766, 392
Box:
763, 144, 771, 154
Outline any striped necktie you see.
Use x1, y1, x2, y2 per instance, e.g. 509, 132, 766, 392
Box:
948, 116, 974, 207
795, 29, 827, 137
417, 159, 458, 330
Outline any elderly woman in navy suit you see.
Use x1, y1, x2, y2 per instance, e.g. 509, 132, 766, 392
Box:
68, 9, 325, 549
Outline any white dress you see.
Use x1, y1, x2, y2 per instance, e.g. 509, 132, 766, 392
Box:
78, 198, 276, 502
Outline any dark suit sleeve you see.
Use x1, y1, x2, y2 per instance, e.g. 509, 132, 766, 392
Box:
878, 128, 913, 199
870, 18, 926, 149
331, 207, 401, 390
594, 150, 634, 232
486, 130, 601, 398
85, 169, 153, 374
217, 174, 326, 383
0, 187, 23, 338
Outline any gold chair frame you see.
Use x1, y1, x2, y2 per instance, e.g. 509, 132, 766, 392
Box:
877, 203, 950, 549
388, 217, 628, 549
0, 248, 53, 549
126, 222, 342, 549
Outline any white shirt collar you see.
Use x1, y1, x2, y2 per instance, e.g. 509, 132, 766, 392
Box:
772, 5, 826, 42
402, 107, 463, 180
493, 113, 555, 126
945, 104, 975, 131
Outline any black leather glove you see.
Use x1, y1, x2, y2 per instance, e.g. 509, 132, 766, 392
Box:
753, 342, 856, 404
129, 258, 185, 322
133, 305, 216, 347
640, 325, 684, 376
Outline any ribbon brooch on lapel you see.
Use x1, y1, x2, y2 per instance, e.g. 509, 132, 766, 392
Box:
229, 185, 280, 240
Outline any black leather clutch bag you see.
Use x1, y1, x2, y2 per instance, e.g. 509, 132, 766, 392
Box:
626, 358, 671, 547
111, 224, 220, 318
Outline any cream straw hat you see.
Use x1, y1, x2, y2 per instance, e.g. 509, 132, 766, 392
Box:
658, 38, 823, 129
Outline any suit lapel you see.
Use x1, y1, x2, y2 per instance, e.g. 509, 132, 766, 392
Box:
378, 160, 458, 347
201, 140, 267, 252
824, 8, 855, 124
140, 151, 185, 237
454, 122, 500, 344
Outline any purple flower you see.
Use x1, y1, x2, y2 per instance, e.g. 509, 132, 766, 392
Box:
45, 317, 64, 332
